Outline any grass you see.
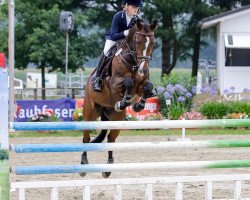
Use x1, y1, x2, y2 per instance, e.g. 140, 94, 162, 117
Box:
10, 128, 250, 138
0, 160, 9, 200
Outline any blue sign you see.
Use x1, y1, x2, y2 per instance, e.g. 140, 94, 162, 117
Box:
16, 98, 76, 122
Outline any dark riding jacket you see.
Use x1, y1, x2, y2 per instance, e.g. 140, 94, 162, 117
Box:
105, 10, 138, 41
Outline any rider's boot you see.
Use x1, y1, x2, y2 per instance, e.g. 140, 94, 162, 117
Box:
92, 53, 106, 92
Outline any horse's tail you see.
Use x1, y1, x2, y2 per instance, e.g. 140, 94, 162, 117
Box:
90, 112, 109, 143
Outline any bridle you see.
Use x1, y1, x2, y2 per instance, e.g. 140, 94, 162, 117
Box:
119, 31, 154, 72
135, 31, 154, 62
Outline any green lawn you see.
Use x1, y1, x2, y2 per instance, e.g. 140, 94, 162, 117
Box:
0, 160, 9, 200
10, 128, 250, 138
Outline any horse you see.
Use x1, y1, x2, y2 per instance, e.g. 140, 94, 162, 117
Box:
81, 19, 157, 178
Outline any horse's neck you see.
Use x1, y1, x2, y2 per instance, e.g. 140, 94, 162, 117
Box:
126, 27, 137, 48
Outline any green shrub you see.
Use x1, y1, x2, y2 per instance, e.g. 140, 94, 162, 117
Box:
227, 101, 250, 116
158, 85, 195, 120
199, 102, 229, 119
72, 108, 84, 121
158, 72, 196, 119
168, 104, 188, 120
0, 150, 9, 161
199, 101, 250, 119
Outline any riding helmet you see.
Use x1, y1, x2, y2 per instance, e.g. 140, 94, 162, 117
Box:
122, 0, 143, 7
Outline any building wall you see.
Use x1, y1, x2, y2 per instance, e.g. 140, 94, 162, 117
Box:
217, 11, 250, 93
220, 11, 250, 33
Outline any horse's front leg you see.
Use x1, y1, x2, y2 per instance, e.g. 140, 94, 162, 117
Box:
102, 129, 120, 178
114, 77, 133, 112
132, 81, 153, 112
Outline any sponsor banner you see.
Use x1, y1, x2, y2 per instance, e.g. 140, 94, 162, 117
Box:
16, 98, 76, 122
15, 97, 160, 122
0, 53, 6, 68
75, 98, 84, 108
126, 97, 160, 120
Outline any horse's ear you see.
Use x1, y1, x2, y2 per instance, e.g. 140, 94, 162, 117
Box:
150, 20, 157, 31
136, 19, 143, 30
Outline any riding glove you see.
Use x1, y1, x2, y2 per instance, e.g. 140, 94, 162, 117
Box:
124, 29, 129, 36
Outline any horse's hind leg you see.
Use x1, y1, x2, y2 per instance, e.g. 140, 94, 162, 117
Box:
102, 110, 126, 178
102, 129, 120, 178
79, 130, 90, 177
80, 100, 102, 177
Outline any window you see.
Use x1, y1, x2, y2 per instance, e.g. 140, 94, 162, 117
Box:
224, 34, 250, 67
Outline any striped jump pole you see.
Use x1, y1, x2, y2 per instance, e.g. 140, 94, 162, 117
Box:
9, 119, 250, 131
10, 159, 250, 175
10, 139, 250, 153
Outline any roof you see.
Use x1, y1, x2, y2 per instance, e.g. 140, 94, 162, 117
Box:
198, 5, 250, 29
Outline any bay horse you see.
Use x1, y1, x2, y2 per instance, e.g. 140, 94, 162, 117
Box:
81, 19, 157, 178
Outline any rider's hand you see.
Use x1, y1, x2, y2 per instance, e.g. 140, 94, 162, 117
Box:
124, 29, 129, 36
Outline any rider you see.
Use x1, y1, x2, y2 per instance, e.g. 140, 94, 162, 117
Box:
92, 0, 142, 92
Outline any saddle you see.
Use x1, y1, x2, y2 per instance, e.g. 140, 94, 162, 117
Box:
100, 43, 122, 79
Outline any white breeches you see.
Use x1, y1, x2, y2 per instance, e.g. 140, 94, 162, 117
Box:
103, 40, 117, 56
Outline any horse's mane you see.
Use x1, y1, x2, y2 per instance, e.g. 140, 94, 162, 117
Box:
126, 25, 138, 44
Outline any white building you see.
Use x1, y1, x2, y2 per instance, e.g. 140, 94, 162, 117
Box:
199, 5, 250, 93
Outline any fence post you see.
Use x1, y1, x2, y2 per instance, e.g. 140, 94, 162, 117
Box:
34, 89, 38, 100
71, 88, 75, 99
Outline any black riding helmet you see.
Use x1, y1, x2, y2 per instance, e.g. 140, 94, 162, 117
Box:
122, 0, 143, 7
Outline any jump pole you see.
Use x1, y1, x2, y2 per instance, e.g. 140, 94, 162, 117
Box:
10, 139, 250, 153
9, 119, 250, 131
10, 159, 250, 175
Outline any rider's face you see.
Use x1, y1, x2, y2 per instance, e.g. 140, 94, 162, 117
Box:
126, 4, 139, 17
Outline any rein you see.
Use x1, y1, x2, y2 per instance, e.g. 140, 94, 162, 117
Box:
118, 31, 154, 73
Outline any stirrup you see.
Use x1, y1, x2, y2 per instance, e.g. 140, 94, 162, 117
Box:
92, 77, 103, 92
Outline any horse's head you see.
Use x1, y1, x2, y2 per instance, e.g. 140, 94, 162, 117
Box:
127, 20, 157, 73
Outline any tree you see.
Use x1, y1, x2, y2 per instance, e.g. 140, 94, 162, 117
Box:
79, 0, 123, 29
0, 1, 8, 53
0, 149, 9, 162
209, 0, 240, 10
240, 0, 250, 6
2, 0, 101, 99
182, 1, 217, 77
143, 0, 190, 77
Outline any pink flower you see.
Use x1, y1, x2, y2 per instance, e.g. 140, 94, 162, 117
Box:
179, 111, 206, 120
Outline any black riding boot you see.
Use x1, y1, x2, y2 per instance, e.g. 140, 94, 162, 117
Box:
93, 53, 106, 92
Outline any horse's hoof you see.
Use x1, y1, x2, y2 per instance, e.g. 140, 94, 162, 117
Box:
80, 155, 89, 177
102, 158, 114, 178
79, 172, 87, 177
102, 172, 111, 178
132, 103, 144, 112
